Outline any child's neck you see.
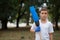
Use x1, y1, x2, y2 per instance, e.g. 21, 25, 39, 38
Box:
41, 19, 47, 23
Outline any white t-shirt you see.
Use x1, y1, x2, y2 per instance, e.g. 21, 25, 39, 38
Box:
31, 20, 54, 40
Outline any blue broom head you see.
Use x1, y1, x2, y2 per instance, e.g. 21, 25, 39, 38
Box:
30, 6, 39, 22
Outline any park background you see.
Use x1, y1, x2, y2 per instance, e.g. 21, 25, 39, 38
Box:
0, 0, 60, 40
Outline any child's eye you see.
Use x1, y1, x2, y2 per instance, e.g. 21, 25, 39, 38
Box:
41, 13, 47, 14
45, 13, 47, 14
42, 13, 43, 14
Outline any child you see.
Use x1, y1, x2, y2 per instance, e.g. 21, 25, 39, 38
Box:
30, 8, 54, 40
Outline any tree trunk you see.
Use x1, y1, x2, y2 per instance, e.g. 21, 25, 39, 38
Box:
55, 16, 59, 30
55, 20, 59, 30
16, 17, 20, 28
26, 12, 30, 26
1, 19, 8, 29
55, 7, 60, 30
26, 16, 29, 26
16, 0, 23, 28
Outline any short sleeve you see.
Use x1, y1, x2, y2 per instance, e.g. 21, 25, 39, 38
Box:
48, 22, 54, 33
31, 23, 36, 30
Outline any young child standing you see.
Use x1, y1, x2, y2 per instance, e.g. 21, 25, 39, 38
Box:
30, 8, 54, 40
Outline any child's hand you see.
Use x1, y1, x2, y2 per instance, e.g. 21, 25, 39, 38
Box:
35, 26, 40, 32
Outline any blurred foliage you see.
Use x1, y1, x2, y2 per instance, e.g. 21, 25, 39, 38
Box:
0, 0, 18, 20
49, 0, 60, 30
0, 0, 60, 29
0, 0, 18, 29
49, 0, 60, 20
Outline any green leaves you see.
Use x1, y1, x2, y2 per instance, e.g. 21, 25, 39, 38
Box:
0, 0, 18, 20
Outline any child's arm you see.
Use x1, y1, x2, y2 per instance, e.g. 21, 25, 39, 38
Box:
30, 23, 40, 32
30, 23, 35, 32
30, 29, 35, 32
49, 33, 53, 40
48, 22, 54, 40
30, 26, 40, 32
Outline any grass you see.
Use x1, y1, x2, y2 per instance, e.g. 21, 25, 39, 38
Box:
53, 30, 60, 40
0, 27, 60, 40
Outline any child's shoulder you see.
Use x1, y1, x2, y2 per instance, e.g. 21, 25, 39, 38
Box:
47, 21, 53, 25
47, 21, 52, 24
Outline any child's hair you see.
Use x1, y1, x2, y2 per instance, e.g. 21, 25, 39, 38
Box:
39, 8, 48, 13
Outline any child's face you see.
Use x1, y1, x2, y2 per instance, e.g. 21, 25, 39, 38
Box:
39, 11, 48, 20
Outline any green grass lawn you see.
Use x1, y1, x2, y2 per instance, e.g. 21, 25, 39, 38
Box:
0, 28, 60, 40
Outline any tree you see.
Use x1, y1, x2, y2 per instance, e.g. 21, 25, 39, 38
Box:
16, 0, 26, 28
0, 0, 18, 29
49, 0, 60, 30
